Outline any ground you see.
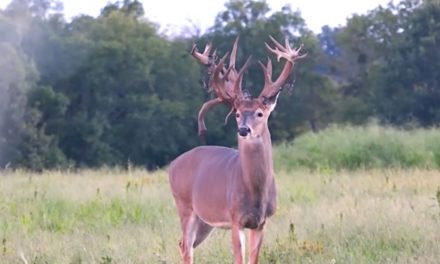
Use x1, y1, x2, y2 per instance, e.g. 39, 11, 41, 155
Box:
0, 168, 439, 263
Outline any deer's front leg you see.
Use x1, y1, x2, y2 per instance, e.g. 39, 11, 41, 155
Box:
248, 224, 265, 264
231, 225, 245, 264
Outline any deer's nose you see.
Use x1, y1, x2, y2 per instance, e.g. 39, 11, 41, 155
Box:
238, 126, 251, 137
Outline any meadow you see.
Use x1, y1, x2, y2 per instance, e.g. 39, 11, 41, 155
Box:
0, 125, 439, 263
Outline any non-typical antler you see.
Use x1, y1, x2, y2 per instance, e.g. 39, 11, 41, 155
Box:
191, 37, 251, 136
192, 36, 306, 136
258, 35, 307, 100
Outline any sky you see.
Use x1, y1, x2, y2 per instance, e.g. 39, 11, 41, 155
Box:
0, 0, 393, 34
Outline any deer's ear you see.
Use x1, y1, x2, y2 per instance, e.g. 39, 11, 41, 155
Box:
262, 92, 280, 112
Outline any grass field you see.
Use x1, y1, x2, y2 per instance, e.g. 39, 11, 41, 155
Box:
0, 168, 439, 263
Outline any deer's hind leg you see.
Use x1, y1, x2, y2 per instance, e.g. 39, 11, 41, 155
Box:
176, 206, 198, 264
177, 207, 214, 263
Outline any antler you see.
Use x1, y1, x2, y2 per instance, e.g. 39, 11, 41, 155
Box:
258, 36, 307, 99
191, 37, 250, 136
192, 36, 306, 136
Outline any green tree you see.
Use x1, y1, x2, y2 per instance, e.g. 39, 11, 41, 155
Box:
24, 1, 204, 168
325, 0, 440, 127
0, 5, 66, 170
371, 0, 440, 125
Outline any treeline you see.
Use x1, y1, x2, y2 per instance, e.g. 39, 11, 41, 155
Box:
0, 0, 439, 170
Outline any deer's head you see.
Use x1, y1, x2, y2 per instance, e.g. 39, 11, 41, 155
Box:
191, 36, 306, 139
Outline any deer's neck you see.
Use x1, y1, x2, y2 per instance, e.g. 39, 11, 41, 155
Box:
238, 128, 274, 198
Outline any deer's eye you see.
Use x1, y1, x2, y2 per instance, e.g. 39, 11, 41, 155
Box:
257, 112, 263, 118
236, 113, 240, 118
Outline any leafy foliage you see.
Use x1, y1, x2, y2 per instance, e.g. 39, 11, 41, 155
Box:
0, 0, 439, 169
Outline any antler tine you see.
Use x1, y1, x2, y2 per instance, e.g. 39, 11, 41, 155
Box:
267, 36, 307, 63
204, 42, 213, 54
269, 35, 287, 52
233, 56, 252, 99
264, 42, 281, 62
229, 36, 239, 68
197, 97, 224, 136
191, 42, 213, 65
212, 52, 234, 101
258, 58, 273, 87
224, 106, 234, 125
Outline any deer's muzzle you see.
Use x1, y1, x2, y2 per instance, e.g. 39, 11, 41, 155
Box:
238, 126, 251, 137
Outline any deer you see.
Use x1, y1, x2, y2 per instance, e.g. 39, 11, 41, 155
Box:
168, 36, 306, 264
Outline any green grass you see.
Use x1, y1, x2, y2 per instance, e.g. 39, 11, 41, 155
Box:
274, 124, 440, 171
0, 168, 439, 263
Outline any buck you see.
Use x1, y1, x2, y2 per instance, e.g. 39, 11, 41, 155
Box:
168, 36, 305, 264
